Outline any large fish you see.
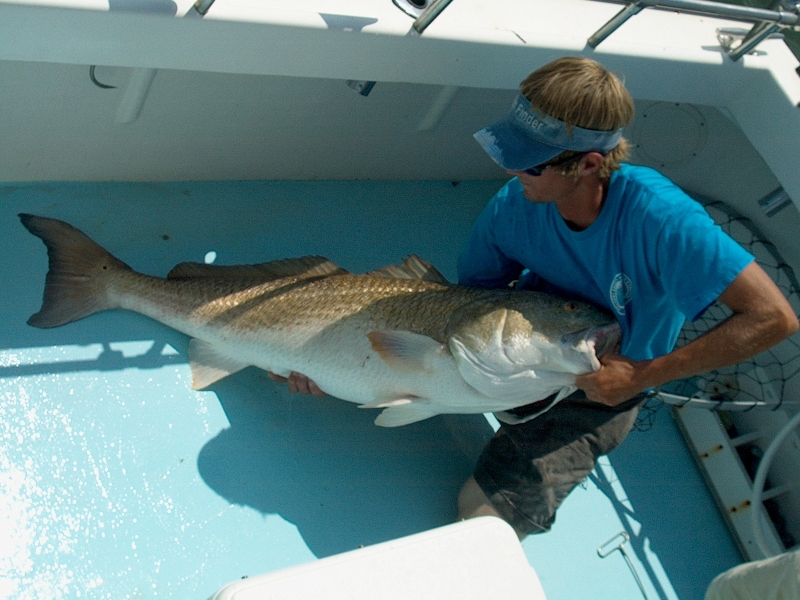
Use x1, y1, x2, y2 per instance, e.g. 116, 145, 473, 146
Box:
20, 214, 620, 427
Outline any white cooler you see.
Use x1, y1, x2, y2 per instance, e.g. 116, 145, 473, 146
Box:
209, 516, 546, 599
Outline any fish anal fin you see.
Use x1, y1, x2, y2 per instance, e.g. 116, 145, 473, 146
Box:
367, 331, 446, 373
188, 338, 250, 389
168, 256, 347, 281
374, 403, 438, 427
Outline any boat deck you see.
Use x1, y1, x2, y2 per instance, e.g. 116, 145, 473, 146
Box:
1, 180, 741, 599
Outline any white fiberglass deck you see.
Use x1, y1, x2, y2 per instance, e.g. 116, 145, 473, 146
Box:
1, 180, 740, 599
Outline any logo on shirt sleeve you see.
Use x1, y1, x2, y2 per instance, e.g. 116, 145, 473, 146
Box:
609, 273, 633, 316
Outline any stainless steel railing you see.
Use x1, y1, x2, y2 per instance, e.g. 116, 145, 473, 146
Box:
588, 0, 800, 60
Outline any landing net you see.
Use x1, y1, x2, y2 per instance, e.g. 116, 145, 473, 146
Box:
657, 199, 800, 411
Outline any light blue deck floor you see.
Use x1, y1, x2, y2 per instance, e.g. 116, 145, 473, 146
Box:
1, 181, 741, 599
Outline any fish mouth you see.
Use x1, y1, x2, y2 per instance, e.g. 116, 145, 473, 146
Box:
586, 322, 622, 357
561, 322, 622, 371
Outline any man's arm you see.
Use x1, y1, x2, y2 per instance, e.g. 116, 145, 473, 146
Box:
576, 262, 800, 406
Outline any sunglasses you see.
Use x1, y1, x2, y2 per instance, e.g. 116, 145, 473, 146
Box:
523, 152, 588, 177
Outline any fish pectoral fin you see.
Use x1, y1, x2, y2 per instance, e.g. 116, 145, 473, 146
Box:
368, 331, 447, 373
188, 339, 250, 390
374, 402, 438, 427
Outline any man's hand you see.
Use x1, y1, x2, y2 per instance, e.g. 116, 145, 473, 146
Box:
575, 352, 648, 407
267, 371, 326, 397
578, 263, 799, 407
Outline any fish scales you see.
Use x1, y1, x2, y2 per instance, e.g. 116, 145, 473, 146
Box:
20, 214, 621, 426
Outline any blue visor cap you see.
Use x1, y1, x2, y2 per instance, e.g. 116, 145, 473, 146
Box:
474, 93, 624, 171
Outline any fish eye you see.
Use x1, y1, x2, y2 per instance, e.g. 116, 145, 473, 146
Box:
564, 302, 579, 312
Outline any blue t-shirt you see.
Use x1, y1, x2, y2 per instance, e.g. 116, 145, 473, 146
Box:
457, 164, 754, 361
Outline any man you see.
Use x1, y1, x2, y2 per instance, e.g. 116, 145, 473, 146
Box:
272, 56, 798, 538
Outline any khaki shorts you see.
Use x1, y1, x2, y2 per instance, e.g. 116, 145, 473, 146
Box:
474, 391, 644, 536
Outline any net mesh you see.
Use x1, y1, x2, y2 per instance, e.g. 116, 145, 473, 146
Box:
657, 199, 800, 411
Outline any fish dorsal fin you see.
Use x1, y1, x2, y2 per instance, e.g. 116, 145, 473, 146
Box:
168, 256, 348, 281
367, 255, 450, 284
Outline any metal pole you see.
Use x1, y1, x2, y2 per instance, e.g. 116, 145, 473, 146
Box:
412, 0, 456, 35
650, 0, 798, 24
587, 2, 645, 48
604, 0, 799, 26
728, 21, 781, 60
588, 0, 798, 49
194, 0, 215, 16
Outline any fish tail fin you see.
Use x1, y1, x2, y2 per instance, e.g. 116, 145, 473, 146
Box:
20, 214, 131, 328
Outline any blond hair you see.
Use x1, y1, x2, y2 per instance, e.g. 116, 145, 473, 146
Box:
520, 56, 634, 180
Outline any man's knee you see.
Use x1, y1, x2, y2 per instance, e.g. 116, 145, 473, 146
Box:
457, 476, 527, 540
458, 476, 496, 519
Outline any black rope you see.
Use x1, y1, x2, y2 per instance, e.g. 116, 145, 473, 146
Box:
89, 65, 117, 90
634, 392, 663, 432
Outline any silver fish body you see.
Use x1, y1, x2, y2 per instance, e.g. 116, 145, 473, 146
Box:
20, 214, 620, 426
